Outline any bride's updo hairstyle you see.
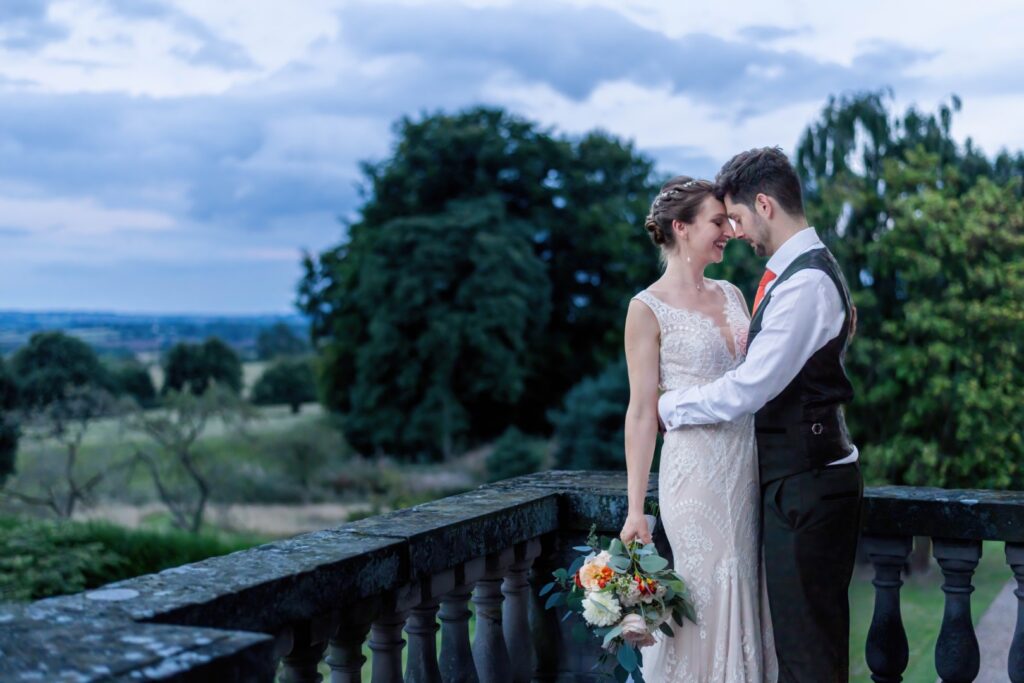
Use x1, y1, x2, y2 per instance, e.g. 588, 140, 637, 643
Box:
644, 175, 715, 253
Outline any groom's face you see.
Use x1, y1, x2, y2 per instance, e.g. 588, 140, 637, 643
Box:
724, 196, 769, 257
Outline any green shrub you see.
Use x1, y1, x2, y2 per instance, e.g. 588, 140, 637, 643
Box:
549, 359, 662, 471
0, 515, 260, 602
485, 427, 546, 482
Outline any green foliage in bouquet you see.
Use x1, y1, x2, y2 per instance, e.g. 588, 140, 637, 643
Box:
539, 525, 696, 683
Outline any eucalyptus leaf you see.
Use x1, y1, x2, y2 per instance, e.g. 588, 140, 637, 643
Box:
539, 582, 555, 597
608, 538, 625, 556
573, 545, 594, 553
544, 592, 565, 610
617, 644, 638, 672
568, 556, 585, 577
609, 556, 631, 573
639, 554, 668, 573
659, 622, 674, 637
602, 623, 624, 647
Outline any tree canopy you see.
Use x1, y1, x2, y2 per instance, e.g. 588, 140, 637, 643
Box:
251, 357, 317, 414
162, 338, 243, 395
795, 91, 1024, 488
300, 107, 661, 458
10, 332, 114, 409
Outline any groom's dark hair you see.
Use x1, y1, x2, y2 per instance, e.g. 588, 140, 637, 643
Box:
714, 146, 805, 218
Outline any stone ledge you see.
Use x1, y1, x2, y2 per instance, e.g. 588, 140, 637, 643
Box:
863, 486, 1024, 542
27, 482, 562, 635
0, 608, 275, 682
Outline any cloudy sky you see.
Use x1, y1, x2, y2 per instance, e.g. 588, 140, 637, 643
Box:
2, 0, 1023, 314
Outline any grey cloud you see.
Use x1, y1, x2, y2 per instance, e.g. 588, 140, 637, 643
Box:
645, 145, 721, 181
0, 0, 68, 51
100, 0, 255, 70
738, 24, 813, 42
337, 2, 932, 115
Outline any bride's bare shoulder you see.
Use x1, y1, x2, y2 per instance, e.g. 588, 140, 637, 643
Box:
626, 293, 660, 330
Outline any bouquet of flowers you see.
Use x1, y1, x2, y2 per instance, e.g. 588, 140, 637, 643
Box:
539, 517, 696, 682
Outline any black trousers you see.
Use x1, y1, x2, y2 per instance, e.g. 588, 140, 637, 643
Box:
762, 462, 863, 683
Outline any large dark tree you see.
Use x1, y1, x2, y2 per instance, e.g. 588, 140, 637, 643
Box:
300, 107, 661, 457
794, 91, 1024, 488
162, 338, 243, 395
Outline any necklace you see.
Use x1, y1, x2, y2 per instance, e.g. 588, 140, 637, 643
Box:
676, 278, 706, 292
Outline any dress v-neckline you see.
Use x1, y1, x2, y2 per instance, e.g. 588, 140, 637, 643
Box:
643, 280, 741, 361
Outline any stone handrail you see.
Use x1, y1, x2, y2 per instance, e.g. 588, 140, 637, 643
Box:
1, 471, 1022, 682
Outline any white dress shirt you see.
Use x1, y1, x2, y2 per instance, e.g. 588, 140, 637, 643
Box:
657, 227, 859, 465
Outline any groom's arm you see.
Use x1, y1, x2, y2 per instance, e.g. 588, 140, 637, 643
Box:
657, 270, 845, 429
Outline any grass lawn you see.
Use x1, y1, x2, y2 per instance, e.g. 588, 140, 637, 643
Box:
6, 402, 332, 504
848, 540, 1010, 682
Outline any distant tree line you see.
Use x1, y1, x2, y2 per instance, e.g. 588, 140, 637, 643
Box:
301, 95, 1023, 490
0, 322, 317, 487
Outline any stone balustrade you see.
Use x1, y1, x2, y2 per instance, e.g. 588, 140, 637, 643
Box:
1, 472, 1022, 682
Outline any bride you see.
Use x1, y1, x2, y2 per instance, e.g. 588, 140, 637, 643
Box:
618, 176, 778, 681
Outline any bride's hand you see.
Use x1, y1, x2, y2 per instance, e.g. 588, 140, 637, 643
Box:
620, 512, 652, 546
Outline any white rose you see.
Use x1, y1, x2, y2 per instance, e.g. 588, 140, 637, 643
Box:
581, 591, 622, 627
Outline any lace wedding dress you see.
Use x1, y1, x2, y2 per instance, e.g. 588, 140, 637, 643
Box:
633, 281, 778, 683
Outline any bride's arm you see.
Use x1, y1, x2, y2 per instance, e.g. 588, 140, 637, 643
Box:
620, 299, 660, 545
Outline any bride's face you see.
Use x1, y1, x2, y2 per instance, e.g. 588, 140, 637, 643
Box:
676, 195, 733, 265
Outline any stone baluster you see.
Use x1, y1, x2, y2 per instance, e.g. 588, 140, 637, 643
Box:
440, 585, 480, 683
393, 569, 457, 683
502, 539, 542, 683
439, 563, 482, 683
1008, 543, 1024, 683
934, 538, 982, 683
527, 534, 561, 683
281, 621, 330, 683
472, 548, 515, 683
370, 608, 410, 683
326, 600, 378, 683
405, 598, 443, 683
863, 536, 912, 683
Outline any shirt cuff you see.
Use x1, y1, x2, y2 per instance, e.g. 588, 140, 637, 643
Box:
657, 391, 678, 431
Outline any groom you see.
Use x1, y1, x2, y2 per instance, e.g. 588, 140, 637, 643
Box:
658, 147, 864, 682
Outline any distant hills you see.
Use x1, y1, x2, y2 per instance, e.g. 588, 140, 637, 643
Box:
0, 310, 309, 360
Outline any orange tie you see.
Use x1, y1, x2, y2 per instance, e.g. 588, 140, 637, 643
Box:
752, 269, 777, 314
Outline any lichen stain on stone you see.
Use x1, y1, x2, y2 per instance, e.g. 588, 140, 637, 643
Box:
86, 588, 140, 602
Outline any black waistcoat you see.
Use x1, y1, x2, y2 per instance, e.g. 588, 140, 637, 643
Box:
748, 247, 855, 484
